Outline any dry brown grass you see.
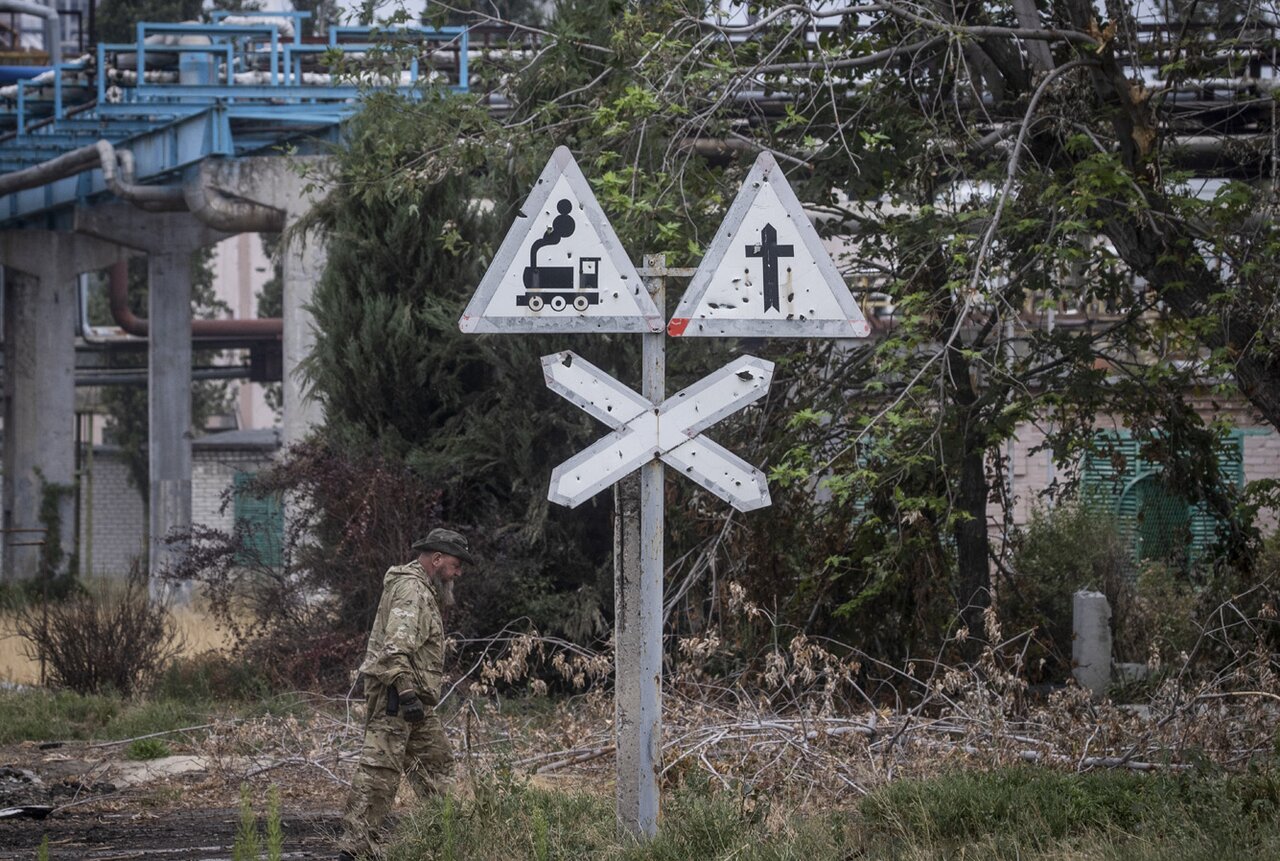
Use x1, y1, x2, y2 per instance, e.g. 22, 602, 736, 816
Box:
0, 593, 233, 687
0, 613, 38, 685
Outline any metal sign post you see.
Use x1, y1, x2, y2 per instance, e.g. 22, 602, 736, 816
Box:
616, 254, 665, 837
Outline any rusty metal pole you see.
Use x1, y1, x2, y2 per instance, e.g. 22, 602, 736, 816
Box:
615, 254, 665, 839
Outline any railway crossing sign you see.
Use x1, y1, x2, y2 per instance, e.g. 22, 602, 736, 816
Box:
668, 152, 872, 339
460, 146, 873, 842
542, 350, 773, 512
459, 147, 663, 334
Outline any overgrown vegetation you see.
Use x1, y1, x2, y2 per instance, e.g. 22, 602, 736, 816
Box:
165, 442, 442, 689
0, 688, 210, 744
0, 675, 308, 745
161, 0, 1278, 691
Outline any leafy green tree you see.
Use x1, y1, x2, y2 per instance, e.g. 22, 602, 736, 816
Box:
578, 0, 1278, 649
296, 1, 737, 641
96, 0, 204, 42
281, 0, 1277, 660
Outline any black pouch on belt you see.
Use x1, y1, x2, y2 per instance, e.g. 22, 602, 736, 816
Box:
386, 686, 400, 717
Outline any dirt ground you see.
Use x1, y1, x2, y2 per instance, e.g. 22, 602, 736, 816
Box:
0, 741, 347, 860
0, 807, 343, 860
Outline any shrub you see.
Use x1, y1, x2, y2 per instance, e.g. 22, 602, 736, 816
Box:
150, 650, 272, 701
15, 568, 184, 696
1127, 561, 1201, 661
127, 738, 172, 760
999, 502, 1136, 681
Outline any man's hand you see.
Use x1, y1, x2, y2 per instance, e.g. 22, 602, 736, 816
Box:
398, 689, 426, 723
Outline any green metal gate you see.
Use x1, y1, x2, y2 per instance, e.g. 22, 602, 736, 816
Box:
232, 472, 283, 568
1081, 430, 1244, 566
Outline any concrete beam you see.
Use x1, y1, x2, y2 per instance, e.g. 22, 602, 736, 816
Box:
0, 232, 125, 582
74, 203, 230, 253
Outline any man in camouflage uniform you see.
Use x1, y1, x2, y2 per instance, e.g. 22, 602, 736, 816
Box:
336, 528, 474, 861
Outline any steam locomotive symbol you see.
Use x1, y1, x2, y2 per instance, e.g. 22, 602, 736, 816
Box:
518, 199, 602, 313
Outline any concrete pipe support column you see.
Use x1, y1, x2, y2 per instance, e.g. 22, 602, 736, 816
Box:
147, 250, 194, 603
0, 232, 123, 582
188, 156, 331, 448
75, 205, 229, 602
281, 223, 326, 448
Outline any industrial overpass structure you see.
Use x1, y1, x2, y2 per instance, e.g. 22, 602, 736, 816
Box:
0, 11, 473, 593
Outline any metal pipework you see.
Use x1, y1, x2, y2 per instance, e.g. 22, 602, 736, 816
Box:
105, 146, 187, 211
0, 140, 285, 233
107, 260, 283, 338
0, 140, 144, 200
0, 142, 100, 197
0, 0, 61, 67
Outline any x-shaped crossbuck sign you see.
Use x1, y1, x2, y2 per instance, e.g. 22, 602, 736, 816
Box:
542, 351, 775, 512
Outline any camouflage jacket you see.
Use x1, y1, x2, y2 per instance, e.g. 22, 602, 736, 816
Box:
358, 560, 444, 701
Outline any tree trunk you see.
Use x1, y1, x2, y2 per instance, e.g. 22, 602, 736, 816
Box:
953, 432, 992, 641
940, 313, 993, 642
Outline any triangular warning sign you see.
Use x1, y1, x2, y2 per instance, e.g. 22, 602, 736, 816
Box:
669, 152, 871, 339
460, 147, 662, 334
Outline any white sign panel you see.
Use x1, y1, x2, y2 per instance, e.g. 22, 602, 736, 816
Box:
668, 152, 871, 339
459, 147, 663, 334
542, 351, 773, 511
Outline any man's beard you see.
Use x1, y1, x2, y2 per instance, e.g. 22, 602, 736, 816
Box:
438, 577, 455, 609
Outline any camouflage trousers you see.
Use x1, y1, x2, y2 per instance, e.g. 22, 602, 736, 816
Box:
337, 683, 453, 860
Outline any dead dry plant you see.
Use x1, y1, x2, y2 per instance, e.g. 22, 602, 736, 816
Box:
186, 586, 1278, 813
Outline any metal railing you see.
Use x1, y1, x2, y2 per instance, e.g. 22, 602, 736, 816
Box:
1, 12, 470, 141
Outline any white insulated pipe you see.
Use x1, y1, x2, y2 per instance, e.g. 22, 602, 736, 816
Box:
0, 140, 99, 197
0, 139, 284, 231
0, 0, 62, 67
0, 139, 171, 202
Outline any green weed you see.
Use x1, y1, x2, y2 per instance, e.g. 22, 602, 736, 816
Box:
234, 783, 261, 861
266, 785, 284, 861
230, 782, 287, 861
126, 738, 172, 760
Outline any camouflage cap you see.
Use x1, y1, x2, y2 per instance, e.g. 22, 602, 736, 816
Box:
412, 528, 474, 564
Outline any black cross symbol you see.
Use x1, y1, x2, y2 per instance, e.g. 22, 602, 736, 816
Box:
745, 223, 794, 312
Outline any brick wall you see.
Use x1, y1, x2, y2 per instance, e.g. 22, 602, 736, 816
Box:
77, 448, 146, 577
192, 448, 276, 533
74, 444, 277, 578
1243, 430, 1280, 533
